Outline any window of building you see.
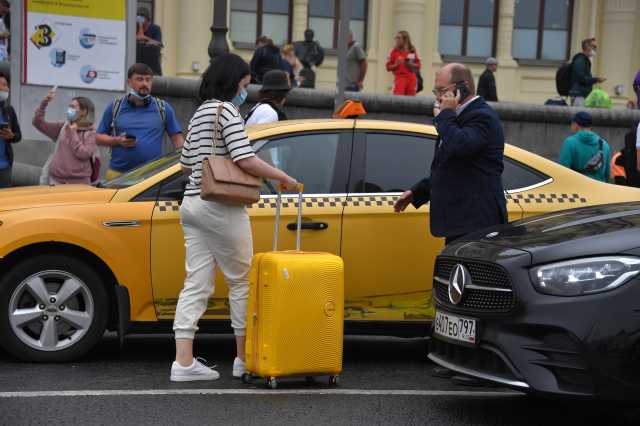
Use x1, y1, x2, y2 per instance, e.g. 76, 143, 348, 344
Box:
307, 0, 368, 50
512, 0, 573, 61
230, 0, 292, 46
438, 0, 499, 58
356, 133, 435, 193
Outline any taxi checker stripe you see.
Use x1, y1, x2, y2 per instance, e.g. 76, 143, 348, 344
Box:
156, 201, 180, 212
506, 193, 587, 204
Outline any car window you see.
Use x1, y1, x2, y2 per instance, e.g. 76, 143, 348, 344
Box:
359, 133, 435, 193
256, 133, 340, 194
503, 157, 550, 191
101, 151, 180, 189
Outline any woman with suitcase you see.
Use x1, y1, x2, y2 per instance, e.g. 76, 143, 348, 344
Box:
170, 53, 298, 382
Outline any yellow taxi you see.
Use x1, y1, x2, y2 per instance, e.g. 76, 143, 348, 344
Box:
1, 119, 638, 361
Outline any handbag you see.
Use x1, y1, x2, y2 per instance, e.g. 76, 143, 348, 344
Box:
200, 104, 262, 205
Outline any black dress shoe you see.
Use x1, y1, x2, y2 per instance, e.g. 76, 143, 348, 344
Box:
430, 366, 455, 378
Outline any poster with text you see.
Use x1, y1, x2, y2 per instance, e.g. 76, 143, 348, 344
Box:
24, 0, 126, 91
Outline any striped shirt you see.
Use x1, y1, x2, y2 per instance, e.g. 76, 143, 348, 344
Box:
181, 100, 255, 196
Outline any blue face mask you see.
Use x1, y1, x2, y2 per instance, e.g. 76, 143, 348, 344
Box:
129, 89, 151, 101
232, 88, 248, 106
66, 107, 78, 122
137, 15, 145, 25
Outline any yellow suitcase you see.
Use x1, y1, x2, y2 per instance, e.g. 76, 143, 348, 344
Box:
244, 185, 344, 389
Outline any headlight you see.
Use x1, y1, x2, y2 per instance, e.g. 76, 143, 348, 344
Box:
530, 257, 640, 296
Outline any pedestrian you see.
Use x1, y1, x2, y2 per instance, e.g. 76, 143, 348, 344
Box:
0, 72, 21, 188
346, 30, 367, 92
0, 0, 10, 61
394, 63, 507, 381
294, 29, 325, 89
245, 69, 291, 126
171, 53, 298, 382
32, 88, 98, 185
135, 7, 163, 75
569, 38, 605, 107
249, 36, 282, 84
559, 111, 611, 183
610, 121, 640, 187
477, 57, 498, 102
280, 44, 303, 87
96, 63, 183, 180
386, 30, 421, 96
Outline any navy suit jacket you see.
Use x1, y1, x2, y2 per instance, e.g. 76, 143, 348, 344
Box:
411, 97, 507, 237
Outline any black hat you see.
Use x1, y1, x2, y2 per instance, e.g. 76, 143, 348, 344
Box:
260, 70, 291, 91
572, 111, 592, 128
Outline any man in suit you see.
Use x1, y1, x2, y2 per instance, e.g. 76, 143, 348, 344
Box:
477, 57, 498, 102
394, 63, 507, 246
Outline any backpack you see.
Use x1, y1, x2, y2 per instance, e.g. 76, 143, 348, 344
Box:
556, 61, 573, 97
110, 95, 167, 136
581, 139, 604, 173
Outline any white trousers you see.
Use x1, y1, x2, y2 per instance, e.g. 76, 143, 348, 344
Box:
173, 195, 253, 339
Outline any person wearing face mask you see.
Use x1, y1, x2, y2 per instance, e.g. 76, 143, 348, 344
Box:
135, 7, 163, 76
569, 38, 606, 107
0, 72, 22, 188
171, 53, 298, 382
96, 63, 183, 180
32, 88, 97, 185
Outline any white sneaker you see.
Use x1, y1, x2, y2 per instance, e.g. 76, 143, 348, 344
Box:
232, 357, 246, 378
170, 358, 220, 382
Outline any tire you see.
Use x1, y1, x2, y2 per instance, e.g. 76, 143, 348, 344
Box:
0, 254, 109, 362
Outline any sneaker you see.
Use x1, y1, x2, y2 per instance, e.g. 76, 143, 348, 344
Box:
232, 357, 246, 378
170, 357, 220, 382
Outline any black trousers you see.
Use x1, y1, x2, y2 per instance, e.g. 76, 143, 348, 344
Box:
0, 167, 11, 188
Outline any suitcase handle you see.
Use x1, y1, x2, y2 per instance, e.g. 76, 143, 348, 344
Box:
273, 183, 304, 251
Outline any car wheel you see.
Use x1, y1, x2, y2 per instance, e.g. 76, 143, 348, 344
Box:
0, 254, 109, 362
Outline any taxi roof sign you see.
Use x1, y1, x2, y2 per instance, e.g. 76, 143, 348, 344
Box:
333, 99, 367, 118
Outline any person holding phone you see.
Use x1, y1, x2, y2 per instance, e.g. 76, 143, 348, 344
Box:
96, 63, 183, 180
0, 72, 21, 188
394, 62, 507, 244
32, 87, 98, 185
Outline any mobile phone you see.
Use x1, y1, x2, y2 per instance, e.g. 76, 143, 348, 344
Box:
454, 82, 470, 100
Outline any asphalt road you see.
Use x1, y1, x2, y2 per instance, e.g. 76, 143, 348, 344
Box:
0, 334, 638, 426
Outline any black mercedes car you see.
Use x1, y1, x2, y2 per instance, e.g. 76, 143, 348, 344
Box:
428, 202, 640, 401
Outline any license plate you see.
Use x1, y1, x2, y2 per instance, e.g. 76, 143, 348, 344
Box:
434, 310, 477, 345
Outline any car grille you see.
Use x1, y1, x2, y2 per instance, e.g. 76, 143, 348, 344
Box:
434, 257, 516, 313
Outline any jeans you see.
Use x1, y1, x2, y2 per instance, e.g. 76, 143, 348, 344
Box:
0, 167, 11, 188
173, 195, 253, 339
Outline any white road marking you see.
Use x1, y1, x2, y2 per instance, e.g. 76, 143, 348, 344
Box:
0, 389, 523, 398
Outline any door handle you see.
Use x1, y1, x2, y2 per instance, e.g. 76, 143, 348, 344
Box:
287, 222, 328, 231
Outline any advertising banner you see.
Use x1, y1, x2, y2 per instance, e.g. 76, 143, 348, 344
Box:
23, 0, 126, 91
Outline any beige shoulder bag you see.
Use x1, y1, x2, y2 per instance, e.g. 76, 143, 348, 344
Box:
200, 103, 262, 205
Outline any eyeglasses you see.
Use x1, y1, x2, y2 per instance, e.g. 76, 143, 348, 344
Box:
431, 83, 455, 96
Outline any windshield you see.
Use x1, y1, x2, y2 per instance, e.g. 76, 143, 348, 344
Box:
99, 151, 180, 188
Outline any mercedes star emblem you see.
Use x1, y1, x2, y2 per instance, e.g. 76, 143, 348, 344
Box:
449, 264, 471, 305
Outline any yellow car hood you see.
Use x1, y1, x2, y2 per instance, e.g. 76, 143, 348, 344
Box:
0, 185, 117, 212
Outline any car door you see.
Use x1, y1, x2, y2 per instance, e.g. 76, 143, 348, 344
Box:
341, 131, 439, 324
501, 156, 554, 219
149, 130, 352, 320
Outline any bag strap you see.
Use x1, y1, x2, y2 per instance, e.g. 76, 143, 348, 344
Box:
211, 102, 224, 157
153, 96, 167, 128
244, 102, 261, 123
110, 95, 127, 136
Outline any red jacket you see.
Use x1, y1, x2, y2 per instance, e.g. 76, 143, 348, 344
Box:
386, 48, 421, 77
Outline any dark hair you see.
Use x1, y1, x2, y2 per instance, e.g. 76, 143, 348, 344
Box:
449, 63, 476, 95
72, 96, 95, 124
0, 71, 9, 85
259, 90, 288, 103
0, 0, 9, 9
127, 63, 154, 78
199, 53, 250, 102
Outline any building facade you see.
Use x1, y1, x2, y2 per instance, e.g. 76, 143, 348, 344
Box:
150, 0, 640, 106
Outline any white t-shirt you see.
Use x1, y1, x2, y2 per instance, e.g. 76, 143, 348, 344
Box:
245, 103, 279, 126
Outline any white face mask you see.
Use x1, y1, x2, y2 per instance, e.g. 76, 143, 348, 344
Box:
0, 91, 8, 102
590, 48, 597, 58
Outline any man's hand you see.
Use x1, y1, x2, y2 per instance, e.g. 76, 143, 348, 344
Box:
394, 190, 414, 213
433, 101, 441, 117
440, 90, 460, 111
0, 127, 14, 141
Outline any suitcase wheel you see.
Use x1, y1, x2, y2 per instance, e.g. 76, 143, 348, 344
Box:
267, 377, 278, 389
241, 373, 253, 384
329, 375, 340, 387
